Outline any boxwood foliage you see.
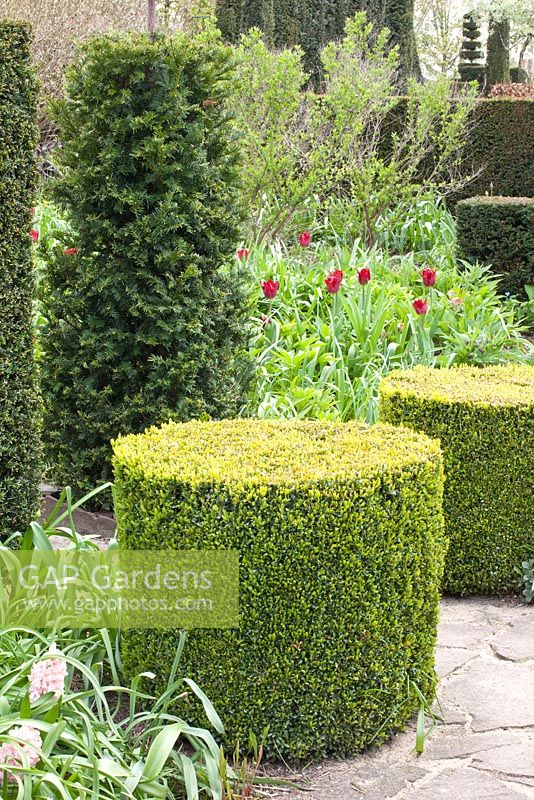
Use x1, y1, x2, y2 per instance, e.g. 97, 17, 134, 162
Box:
379, 365, 534, 595
456, 196, 534, 298
113, 418, 446, 759
0, 22, 41, 538
40, 31, 249, 500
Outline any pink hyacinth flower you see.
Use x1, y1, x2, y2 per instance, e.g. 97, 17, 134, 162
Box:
0, 724, 42, 783
29, 643, 67, 704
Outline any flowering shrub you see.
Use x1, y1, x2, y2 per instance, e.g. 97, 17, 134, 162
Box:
248, 209, 532, 421
231, 16, 478, 243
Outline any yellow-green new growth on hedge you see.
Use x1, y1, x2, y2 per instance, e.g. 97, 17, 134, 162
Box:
379, 365, 534, 595
114, 419, 446, 759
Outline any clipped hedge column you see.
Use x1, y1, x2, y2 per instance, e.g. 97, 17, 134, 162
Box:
114, 418, 445, 758
0, 22, 40, 538
456, 196, 534, 298
379, 365, 534, 595
40, 32, 249, 500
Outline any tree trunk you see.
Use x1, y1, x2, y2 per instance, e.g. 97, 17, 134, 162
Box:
518, 34, 532, 71
486, 16, 510, 88
148, 0, 157, 40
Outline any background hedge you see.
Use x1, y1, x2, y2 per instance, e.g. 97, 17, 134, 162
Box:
40, 31, 250, 502
0, 22, 41, 539
456, 196, 534, 298
456, 99, 534, 201
114, 418, 446, 759
382, 99, 534, 203
379, 365, 534, 595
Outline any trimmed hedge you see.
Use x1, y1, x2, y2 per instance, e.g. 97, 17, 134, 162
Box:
379, 365, 534, 596
40, 32, 249, 501
0, 22, 41, 539
456, 196, 534, 298
456, 99, 534, 200
114, 418, 446, 759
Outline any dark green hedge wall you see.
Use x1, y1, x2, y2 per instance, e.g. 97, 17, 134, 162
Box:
115, 418, 446, 759
456, 196, 534, 297
380, 365, 534, 596
0, 22, 41, 539
457, 99, 534, 200
40, 32, 250, 501
381, 99, 534, 202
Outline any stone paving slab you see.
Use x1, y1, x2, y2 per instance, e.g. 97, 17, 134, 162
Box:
268, 598, 534, 800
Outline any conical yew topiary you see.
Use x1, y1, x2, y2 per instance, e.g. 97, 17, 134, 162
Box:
40, 31, 250, 502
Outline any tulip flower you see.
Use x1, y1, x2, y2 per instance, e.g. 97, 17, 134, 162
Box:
412, 298, 429, 315
237, 248, 249, 260
421, 267, 437, 287
358, 267, 371, 286
299, 231, 311, 247
325, 269, 343, 294
29, 229, 39, 242
260, 279, 280, 300
64, 247, 78, 256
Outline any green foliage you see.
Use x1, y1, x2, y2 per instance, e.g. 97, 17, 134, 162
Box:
232, 17, 478, 244
245, 197, 531, 423
0, 626, 232, 798
518, 558, 534, 602
0, 22, 41, 540
456, 196, 534, 298
455, 99, 534, 200
379, 364, 534, 595
114, 418, 446, 759
39, 30, 250, 503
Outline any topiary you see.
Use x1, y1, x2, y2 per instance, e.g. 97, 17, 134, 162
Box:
458, 14, 485, 86
0, 22, 41, 539
114, 417, 446, 759
40, 29, 250, 502
379, 365, 534, 595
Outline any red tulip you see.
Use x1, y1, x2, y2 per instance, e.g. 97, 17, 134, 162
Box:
358, 267, 371, 285
260, 279, 280, 300
299, 231, 311, 247
64, 247, 78, 256
237, 247, 249, 260
325, 269, 344, 294
421, 267, 437, 287
29, 229, 39, 242
412, 298, 429, 315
